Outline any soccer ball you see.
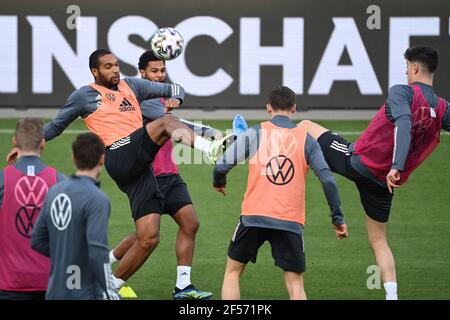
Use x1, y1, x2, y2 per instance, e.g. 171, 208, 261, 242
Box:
150, 27, 184, 60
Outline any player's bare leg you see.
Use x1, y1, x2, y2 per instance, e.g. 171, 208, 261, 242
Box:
110, 234, 136, 263
171, 205, 212, 299
365, 216, 398, 300
114, 214, 161, 281
146, 114, 228, 163
172, 205, 199, 267
221, 258, 246, 300
284, 271, 307, 300
110, 205, 200, 269
298, 120, 329, 140
146, 114, 194, 146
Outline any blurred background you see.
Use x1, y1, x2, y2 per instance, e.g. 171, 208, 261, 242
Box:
1, 0, 449, 119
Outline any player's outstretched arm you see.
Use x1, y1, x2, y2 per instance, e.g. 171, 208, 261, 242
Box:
212, 125, 260, 195
305, 134, 348, 239
126, 78, 185, 107
44, 88, 90, 142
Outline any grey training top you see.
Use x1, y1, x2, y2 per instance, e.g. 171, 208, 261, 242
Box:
0, 156, 66, 208
31, 175, 119, 300
350, 82, 450, 186
213, 115, 345, 234
44, 78, 185, 142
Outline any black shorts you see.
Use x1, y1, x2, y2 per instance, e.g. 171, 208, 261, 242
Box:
105, 127, 163, 221
228, 220, 305, 273
0, 290, 45, 300
156, 174, 192, 216
317, 131, 393, 223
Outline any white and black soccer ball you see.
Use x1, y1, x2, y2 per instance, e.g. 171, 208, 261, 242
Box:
150, 27, 184, 60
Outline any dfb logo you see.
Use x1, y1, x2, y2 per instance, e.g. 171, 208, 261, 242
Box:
266, 155, 295, 185
105, 93, 116, 102
50, 193, 72, 231
14, 176, 48, 207
15, 206, 40, 238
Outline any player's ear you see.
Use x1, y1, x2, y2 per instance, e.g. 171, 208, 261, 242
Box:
291, 104, 297, 113
91, 67, 98, 79
39, 139, 45, 151
413, 63, 420, 75
266, 104, 273, 114
139, 69, 146, 79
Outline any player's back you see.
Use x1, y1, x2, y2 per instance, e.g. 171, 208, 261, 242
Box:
41, 176, 109, 300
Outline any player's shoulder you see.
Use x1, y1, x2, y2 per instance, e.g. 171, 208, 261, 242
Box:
74, 85, 97, 94
84, 181, 109, 202
55, 171, 67, 182
45, 179, 65, 199
87, 187, 110, 213
42, 164, 66, 182
123, 77, 146, 88
387, 84, 414, 107
388, 84, 413, 95
68, 85, 97, 102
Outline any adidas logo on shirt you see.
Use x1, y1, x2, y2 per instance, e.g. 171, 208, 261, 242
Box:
118, 98, 135, 112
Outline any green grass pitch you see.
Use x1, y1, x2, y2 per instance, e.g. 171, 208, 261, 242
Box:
1, 118, 449, 300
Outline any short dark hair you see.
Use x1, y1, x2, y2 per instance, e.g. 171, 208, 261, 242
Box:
268, 86, 296, 111
89, 49, 112, 69
138, 50, 164, 70
72, 133, 105, 170
404, 46, 438, 73
15, 118, 44, 151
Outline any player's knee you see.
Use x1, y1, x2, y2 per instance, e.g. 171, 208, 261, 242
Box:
161, 114, 177, 126
146, 118, 165, 137
180, 217, 200, 235
137, 234, 160, 250
367, 232, 388, 248
189, 218, 200, 234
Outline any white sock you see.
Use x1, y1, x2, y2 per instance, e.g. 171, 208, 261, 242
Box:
112, 275, 126, 289
176, 266, 191, 290
384, 282, 398, 300
194, 136, 212, 154
109, 250, 118, 264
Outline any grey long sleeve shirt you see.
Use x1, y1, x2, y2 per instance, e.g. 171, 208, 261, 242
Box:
44, 78, 185, 141
31, 175, 119, 300
213, 115, 345, 234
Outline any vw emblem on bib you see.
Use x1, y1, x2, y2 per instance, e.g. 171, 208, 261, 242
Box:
266, 155, 295, 185
50, 193, 72, 231
15, 206, 40, 238
14, 176, 48, 207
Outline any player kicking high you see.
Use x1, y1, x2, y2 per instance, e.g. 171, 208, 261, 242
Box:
300, 46, 450, 299
109, 51, 225, 299
8, 49, 232, 295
